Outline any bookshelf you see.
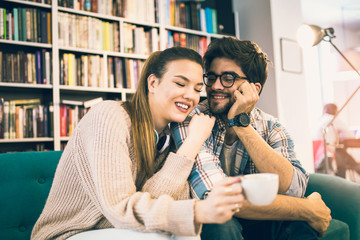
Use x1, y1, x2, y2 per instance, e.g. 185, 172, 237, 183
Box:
0, 0, 235, 152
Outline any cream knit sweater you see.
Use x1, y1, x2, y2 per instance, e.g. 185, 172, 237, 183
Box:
31, 101, 200, 240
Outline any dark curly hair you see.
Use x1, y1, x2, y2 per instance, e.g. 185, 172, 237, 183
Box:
204, 37, 269, 94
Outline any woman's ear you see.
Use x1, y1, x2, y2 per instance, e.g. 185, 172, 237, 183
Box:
254, 83, 262, 95
148, 74, 159, 93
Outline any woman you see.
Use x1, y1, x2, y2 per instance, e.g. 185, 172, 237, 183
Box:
31, 47, 243, 240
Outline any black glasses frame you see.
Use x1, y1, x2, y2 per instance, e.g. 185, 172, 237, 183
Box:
203, 72, 248, 88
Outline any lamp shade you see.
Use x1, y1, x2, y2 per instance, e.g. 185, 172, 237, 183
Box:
297, 24, 326, 48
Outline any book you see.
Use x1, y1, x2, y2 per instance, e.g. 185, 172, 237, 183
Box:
204, 8, 213, 34
35, 51, 42, 84
61, 99, 83, 106
0, 98, 4, 138
60, 104, 67, 137
3, 101, 9, 139
83, 97, 103, 109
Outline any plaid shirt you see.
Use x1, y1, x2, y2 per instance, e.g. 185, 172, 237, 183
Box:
171, 101, 309, 200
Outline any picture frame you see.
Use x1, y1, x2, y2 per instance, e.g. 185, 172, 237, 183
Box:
280, 38, 303, 73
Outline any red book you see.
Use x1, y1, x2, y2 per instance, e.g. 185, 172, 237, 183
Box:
60, 104, 67, 137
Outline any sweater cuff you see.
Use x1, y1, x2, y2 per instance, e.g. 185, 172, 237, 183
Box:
166, 199, 202, 236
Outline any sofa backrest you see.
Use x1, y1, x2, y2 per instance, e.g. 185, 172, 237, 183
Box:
305, 173, 360, 240
0, 151, 62, 240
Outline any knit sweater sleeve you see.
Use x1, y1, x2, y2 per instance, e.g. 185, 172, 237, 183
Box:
75, 101, 200, 236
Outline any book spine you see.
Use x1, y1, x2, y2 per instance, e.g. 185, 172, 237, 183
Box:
40, 10, 47, 43
3, 101, 9, 139
35, 51, 42, 84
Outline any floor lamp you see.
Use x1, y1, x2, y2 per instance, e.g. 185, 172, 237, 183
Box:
297, 24, 360, 173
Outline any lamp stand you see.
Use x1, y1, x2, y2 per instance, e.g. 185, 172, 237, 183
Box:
322, 39, 360, 174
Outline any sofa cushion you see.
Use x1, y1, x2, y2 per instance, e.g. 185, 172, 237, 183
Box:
305, 173, 360, 240
0, 151, 62, 240
320, 219, 349, 240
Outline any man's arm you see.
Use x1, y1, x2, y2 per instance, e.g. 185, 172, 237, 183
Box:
230, 124, 294, 193
227, 82, 307, 195
234, 192, 332, 237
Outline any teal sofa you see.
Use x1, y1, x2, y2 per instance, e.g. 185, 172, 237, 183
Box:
0, 151, 359, 240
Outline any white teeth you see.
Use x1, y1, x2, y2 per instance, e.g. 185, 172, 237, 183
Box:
176, 103, 189, 109
213, 96, 225, 99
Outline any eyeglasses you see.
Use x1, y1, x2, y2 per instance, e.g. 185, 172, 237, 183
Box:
203, 72, 248, 88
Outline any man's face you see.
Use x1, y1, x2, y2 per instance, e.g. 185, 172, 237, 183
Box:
206, 58, 248, 115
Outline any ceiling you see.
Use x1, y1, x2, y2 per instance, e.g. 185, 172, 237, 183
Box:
301, 0, 360, 31
301, 0, 360, 49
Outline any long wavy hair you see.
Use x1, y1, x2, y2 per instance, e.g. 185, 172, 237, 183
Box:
123, 47, 203, 188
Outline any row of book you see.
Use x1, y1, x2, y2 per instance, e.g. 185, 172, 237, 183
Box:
166, 31, 207, 56
59, 97, 103, 137
59, 0, 156, 23
58, 12, 120, 51
165, 1, 218, 34
60, 52, 143, 89
0, 49, 52, 85
60, 53, 105, 87
59, 103, 87, 137
0, 7, 52, 43
0, 98, 53, 139
18, 0, 52, 4
108, 56, 143, 89
123, 23, 159, 55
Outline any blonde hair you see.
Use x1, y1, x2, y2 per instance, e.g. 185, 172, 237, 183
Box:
123, 47, 203, 188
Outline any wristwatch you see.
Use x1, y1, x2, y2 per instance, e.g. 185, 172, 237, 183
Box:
227, 113, 250, 127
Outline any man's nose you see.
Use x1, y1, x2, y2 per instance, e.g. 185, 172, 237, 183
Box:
212, 76, 224, 89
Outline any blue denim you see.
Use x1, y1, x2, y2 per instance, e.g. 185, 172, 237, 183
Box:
201, 218, 318, 240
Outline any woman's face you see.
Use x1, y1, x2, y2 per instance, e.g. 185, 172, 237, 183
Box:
148, 59, 204, 130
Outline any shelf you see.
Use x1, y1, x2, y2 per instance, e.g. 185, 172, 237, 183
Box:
0, 83, 52, 89
0, 40, 52, 48
58, 6, 160, 28
2, 0, 51, 8
59, 85, 133, 93
0, 137, 53, 143
58, 46, 148, 59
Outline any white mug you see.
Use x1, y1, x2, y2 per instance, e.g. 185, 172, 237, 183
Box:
241, 173, 279, 206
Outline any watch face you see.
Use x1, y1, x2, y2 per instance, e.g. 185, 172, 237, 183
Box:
238, 113, 250, 126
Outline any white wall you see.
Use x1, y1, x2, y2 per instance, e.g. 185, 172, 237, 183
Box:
269, 0, 314, 172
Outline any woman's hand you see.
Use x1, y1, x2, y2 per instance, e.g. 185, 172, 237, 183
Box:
176, 113, 215, 160
194, 177, 244, 224
187, 113, 215, 145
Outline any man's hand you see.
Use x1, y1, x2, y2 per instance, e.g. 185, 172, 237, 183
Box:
304, 192, 332, 237
228, 81, 259, 120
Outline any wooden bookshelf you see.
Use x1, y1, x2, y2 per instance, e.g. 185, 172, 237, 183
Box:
0, 0, 235, 152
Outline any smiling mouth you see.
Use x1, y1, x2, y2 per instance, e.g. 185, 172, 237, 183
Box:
175, 102, 190, 110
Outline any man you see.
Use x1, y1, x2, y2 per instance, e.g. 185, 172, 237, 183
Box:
171, 37, 331, 240
313, 103, 360, 177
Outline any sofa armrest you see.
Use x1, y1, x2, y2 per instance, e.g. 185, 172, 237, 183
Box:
305, 173, 360, 240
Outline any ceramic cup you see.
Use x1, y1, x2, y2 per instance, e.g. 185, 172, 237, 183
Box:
241, 173, 279, 206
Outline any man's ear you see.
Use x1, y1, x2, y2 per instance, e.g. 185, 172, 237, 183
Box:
148, 74, 159, 93
254, 83, 262, 95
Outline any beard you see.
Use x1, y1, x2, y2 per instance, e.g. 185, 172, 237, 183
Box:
207, 91, 234, 116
